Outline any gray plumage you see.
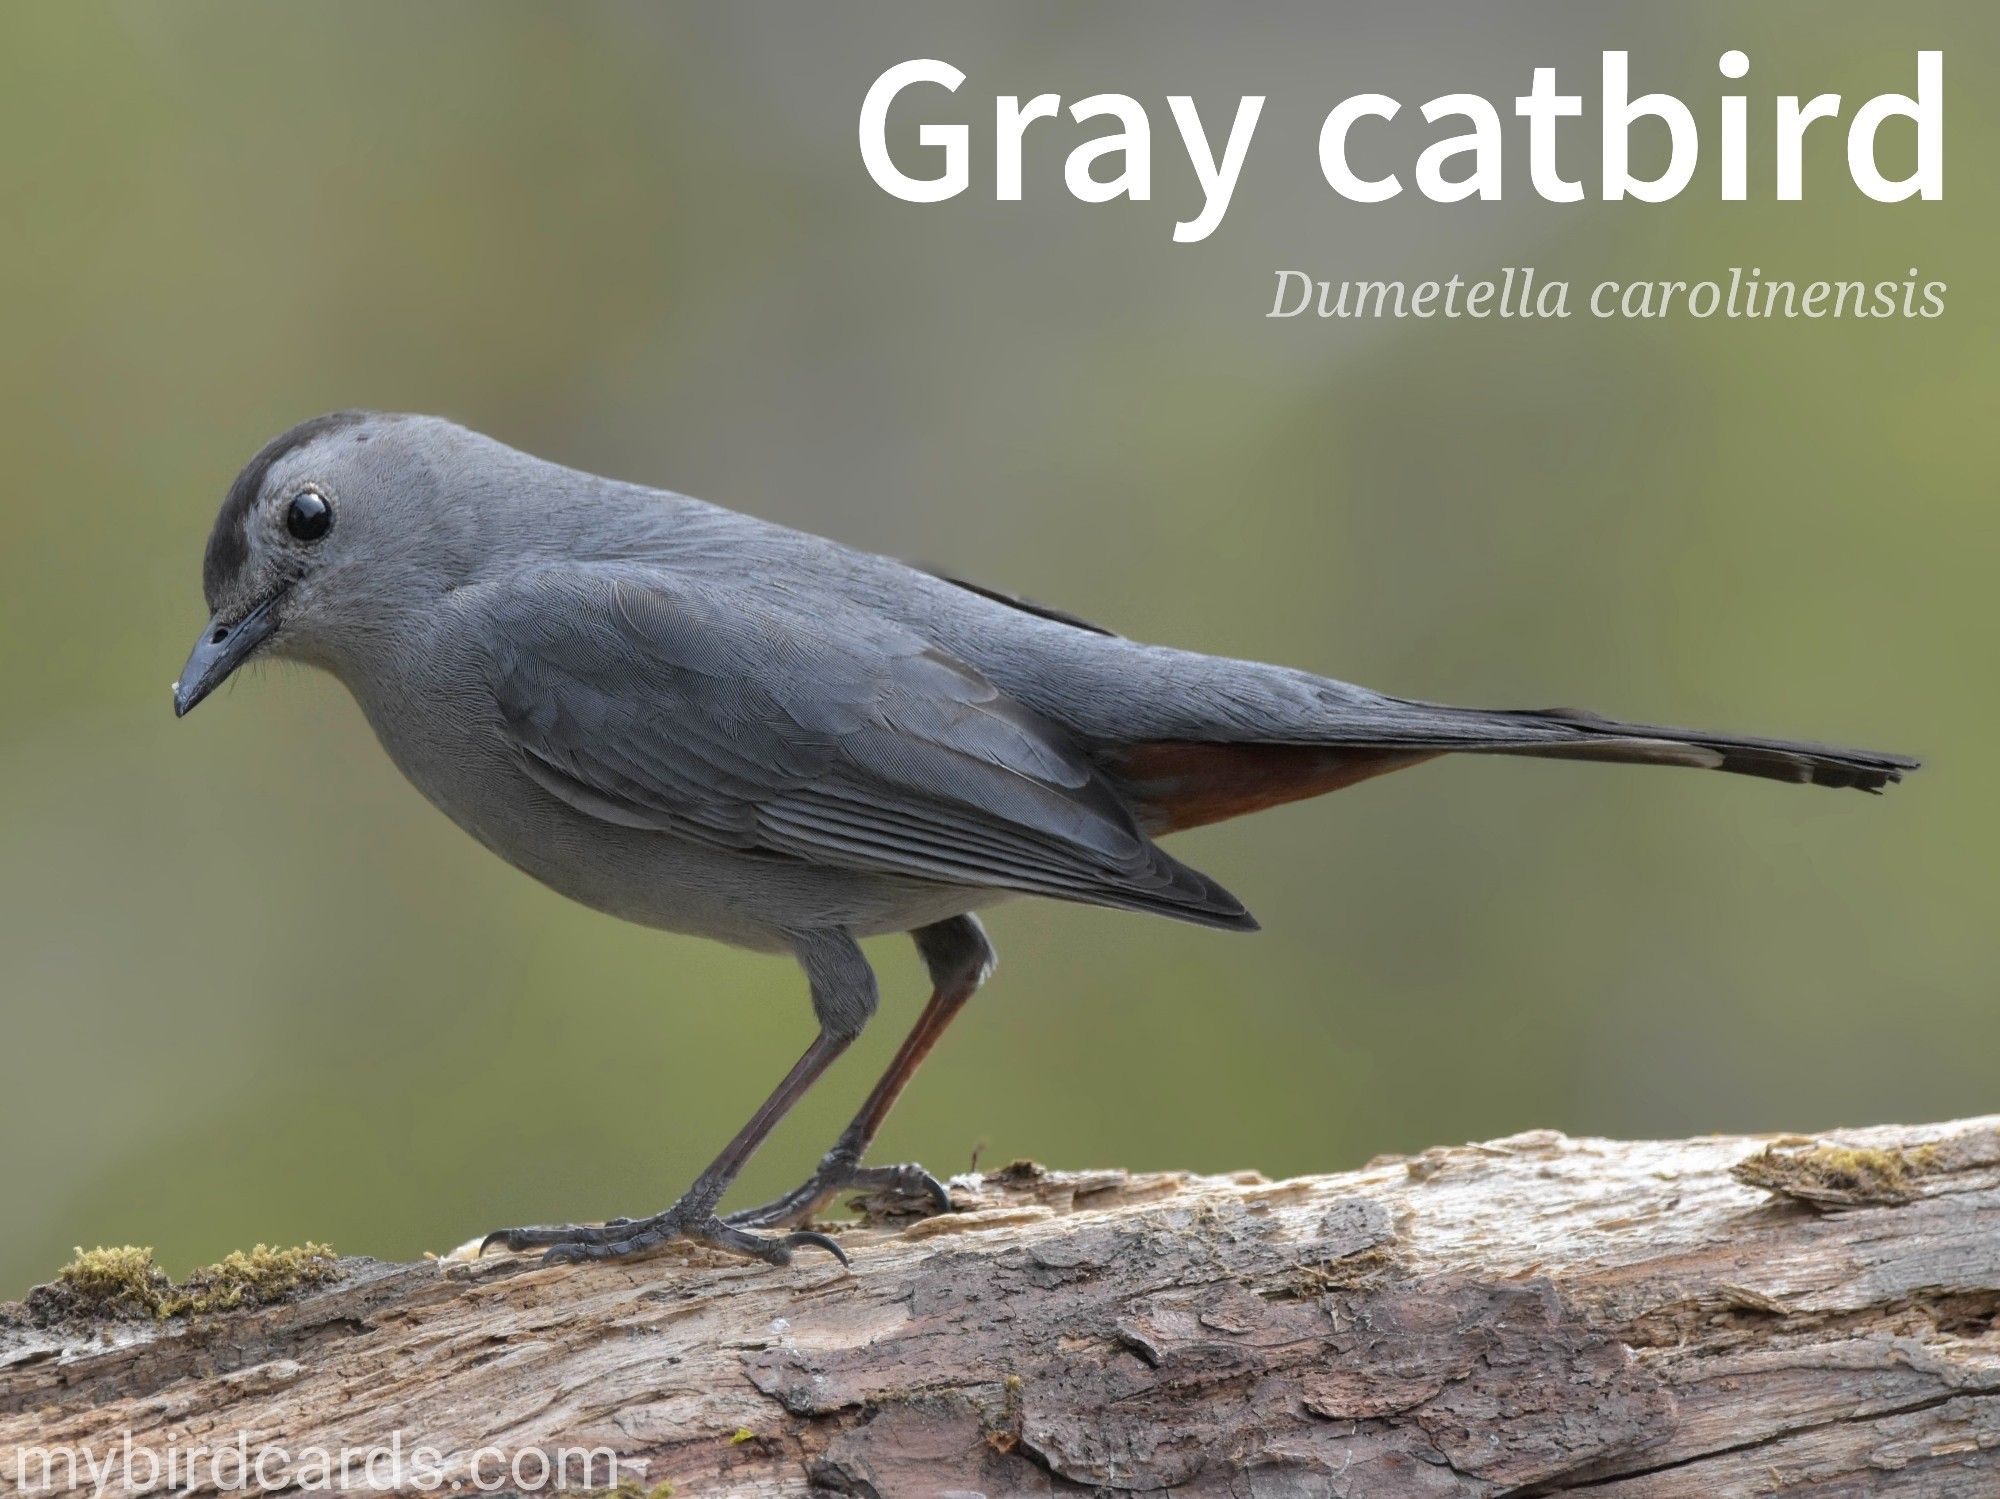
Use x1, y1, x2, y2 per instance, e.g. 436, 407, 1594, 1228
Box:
174, 411, 1917, 1266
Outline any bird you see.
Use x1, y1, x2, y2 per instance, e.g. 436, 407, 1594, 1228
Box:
175, 411, 1918, 1268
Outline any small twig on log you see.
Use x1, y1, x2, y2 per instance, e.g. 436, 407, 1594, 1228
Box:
5, 1118, 2000, 1496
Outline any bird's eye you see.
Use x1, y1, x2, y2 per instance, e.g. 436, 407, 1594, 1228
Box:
285, 490, 332, 542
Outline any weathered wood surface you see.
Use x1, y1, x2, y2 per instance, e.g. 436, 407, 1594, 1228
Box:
5, 1118, 2000, 1497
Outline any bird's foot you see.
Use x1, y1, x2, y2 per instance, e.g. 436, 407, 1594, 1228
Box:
478, 1206, 848, 1268
725, 1157, 950, 1231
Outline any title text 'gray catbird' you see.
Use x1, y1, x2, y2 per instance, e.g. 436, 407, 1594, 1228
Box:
175, 412, 1918, 1268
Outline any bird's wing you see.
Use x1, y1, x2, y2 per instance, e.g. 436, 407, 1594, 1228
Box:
911, 564, 1120, 637
476, 564, 1251, 928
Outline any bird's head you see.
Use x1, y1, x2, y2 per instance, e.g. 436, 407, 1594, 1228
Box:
173, 410, 493, 716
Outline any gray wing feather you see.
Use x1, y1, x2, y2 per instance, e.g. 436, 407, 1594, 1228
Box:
478, 565, 1252, 928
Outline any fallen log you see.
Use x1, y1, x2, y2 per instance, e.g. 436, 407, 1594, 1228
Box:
6, 1118, 1999, 1496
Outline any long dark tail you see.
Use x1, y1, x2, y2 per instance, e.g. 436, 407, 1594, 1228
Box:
1443, 705, 1918, 792
1108, 705, 1917, 835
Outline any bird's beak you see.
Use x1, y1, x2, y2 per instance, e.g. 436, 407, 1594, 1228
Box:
173, 593, 282, 717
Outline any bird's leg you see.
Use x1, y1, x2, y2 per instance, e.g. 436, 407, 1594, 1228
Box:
480, 930, 876, 1267
726, 914, 994, 1231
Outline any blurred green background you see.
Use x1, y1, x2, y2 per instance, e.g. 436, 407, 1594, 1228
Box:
2, 3, 1992, 1295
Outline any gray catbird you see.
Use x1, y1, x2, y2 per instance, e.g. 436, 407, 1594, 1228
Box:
175, 411, 1917, 1268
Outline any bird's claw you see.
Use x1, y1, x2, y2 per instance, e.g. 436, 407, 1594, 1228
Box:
847, 1160, 953, 1217
478, 1212, 850, 1268
725, 1158, 951, 1231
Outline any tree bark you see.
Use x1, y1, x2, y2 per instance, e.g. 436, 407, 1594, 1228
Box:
6, 1118, 2000, 1497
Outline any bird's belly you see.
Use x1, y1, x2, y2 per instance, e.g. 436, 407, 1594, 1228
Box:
352, 675, 998, 950
494, 819, 998, 951
405, 749, 986, 950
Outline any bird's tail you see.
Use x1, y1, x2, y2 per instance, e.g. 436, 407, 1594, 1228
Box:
1437, 705, 1918, 792
1107, 701, 1917, 835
